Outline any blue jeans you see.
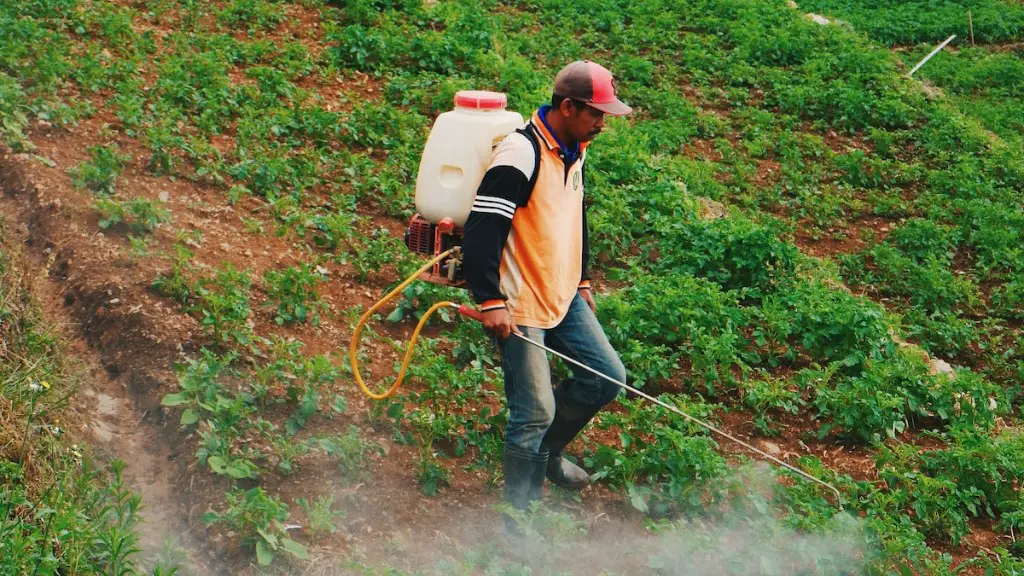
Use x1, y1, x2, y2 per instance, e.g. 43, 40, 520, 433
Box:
497, 294, 626, 455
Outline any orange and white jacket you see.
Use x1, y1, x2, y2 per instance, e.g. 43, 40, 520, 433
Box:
463, 108, 592, 329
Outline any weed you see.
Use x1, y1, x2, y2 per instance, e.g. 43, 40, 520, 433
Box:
317, 425, 379, 483
273, 436, 311, 476
296, 495, 344, 537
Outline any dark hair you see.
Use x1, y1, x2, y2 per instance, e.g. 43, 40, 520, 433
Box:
551, 93, 586, 110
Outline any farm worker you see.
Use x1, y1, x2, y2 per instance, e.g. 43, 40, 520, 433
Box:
462, 60, 633, 521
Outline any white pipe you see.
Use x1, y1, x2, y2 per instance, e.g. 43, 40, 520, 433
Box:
907, 34, 957, 77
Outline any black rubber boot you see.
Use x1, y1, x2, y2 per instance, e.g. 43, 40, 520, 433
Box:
541, 385, 600, 490
503, 445, 549, 534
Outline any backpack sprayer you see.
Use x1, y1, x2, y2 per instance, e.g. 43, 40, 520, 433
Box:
349, 91, 843, 507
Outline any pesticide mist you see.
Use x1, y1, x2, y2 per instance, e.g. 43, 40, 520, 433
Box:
340, 463, 872, 576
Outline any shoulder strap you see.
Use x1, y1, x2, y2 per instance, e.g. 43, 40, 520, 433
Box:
515, 123, 542, 203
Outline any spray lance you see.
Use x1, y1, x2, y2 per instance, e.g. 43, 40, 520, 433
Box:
349, 90, 843, 508
349, 247, 843, 507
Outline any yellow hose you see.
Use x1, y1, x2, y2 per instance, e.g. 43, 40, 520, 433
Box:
350, 249, 456, 400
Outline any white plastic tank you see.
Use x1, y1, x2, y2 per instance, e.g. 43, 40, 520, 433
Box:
415, 90, 524, 226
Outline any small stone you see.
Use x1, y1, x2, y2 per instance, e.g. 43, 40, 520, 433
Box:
760, 441, 782, 456
696, 196, 727, 220
158, 191, 170, 202
806, 13, 831, 25
931, 359, 955, 376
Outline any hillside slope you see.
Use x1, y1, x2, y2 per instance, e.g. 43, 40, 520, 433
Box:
2, 0, 1024, 574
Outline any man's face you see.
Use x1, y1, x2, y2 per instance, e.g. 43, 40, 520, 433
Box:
561, 100, 606, 143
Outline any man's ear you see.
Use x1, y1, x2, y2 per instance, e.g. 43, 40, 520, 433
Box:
558, 98, 575, 116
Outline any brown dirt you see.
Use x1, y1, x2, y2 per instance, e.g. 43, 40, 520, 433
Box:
792, 215, 894, 258
0, 151, 211, 570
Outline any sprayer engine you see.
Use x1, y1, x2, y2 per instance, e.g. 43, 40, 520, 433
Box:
403, 214, 465, 286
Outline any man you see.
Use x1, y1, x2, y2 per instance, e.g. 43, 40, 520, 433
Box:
462, 60, 632, 517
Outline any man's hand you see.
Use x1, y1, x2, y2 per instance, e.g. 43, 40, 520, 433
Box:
579, 288, 596, 313
482, 307, 519, 340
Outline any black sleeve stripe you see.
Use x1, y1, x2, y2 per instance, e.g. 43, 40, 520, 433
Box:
472, 165, 531, 206
490, 131, 536, 182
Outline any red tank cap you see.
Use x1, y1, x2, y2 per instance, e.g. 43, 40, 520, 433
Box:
454, 90, 507, 110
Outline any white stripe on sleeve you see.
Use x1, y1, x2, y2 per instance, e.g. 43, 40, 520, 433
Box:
471, 205, 516, 220
473, 195, 517, 211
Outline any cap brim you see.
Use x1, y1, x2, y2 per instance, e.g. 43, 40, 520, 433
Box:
588, 98, 632, 116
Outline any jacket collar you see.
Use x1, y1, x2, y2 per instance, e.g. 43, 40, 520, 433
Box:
531, 107, 589, 158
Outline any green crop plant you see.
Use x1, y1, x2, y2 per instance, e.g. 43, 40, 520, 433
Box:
248, 334, 304, 408
161, 348, 237, 428
161, 349, 270, 480
741, 373, 806, 436
195, 398, 268, 480
842, 244, 982, 315
216, 0, 286, 31
308, 208, 361, 253
202, 487, 308, 567
600, 272, 752, 394
191, 264, 254, 346
68, 144, 131, 195
406, 410, 451, 497
285, 352, 342, 435
151, 244, 197, 305
774, 279, 895, 370
813, 347, 1002, 443
795, 0, 1024, 45
585, 395, 730, 516
94, 196, 171, 234
126, 235, 151, 261
262, 262, 327, 326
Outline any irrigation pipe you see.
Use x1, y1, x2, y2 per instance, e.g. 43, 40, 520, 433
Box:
907, 34, 956, 77
351, 255, 844, 507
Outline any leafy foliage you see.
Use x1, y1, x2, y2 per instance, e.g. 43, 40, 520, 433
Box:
262, 263, 327, 325
202, 487, 308, 566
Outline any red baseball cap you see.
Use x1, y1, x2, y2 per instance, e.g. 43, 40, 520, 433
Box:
553, 60, 632, 116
